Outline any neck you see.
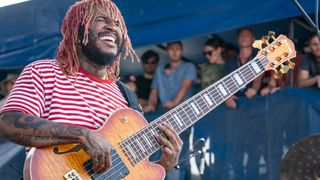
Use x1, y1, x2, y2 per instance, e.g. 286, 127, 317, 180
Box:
169, 59, 182, 69
214, 56, 225, 64
314, 54, 320, 62
239, 47, 253, 64
143, 72, 154, 79
77, 48, 108, 79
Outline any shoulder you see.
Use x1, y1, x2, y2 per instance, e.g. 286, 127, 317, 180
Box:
154, 64, 166, 74
136, 75, 144, 80
182, 62, 196, 68
180, 62, 196, 72
25, 59, 60, 73
302, 53, 314, 62
27, 59, 56, 68
225, 59, 238, 68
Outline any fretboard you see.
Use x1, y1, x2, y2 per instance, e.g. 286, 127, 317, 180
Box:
121, 57, 269, 165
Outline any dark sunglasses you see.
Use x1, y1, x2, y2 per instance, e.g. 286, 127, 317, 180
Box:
203, 50, 213, 56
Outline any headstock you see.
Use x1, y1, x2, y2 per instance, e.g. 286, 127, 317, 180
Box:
253, 31, 297, 79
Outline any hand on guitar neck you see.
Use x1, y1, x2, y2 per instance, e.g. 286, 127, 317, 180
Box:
155, 124, 183, 171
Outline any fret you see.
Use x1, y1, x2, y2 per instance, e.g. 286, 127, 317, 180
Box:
240, 64, 255, 82
194, 95, 209, 115
173, 113, 184, 129
181, 103, 197, 123
202, 92, 215, 107
256, 57, 266, 70
232, 72, 245, 87
180, 106, 193, 125
175, 106, 191, 130
250, 60, 262, 74
189, 99, 201, 117
135, 137, 147, 153
237, 69, 247, 85
145, 127, 160, 149
217, 83, 228, 96
156, 119, 168, 138
167, 115, 180, 132
164, 113, 182, 132
127, 136, 144, 162
199, 93, 211, 113
224, 75, 238, 94
205, 88, 218, 105
179, 105, 194, 129
148, 125, 161, 148
121, 140, 139, 164
208, 86, 223, 105
141, 130, 153, 149
138, 129, 155, 154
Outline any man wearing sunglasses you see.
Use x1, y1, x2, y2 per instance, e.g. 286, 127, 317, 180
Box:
135, 50, 159, 110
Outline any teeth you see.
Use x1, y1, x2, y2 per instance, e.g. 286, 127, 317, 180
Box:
100, 36, 116, 43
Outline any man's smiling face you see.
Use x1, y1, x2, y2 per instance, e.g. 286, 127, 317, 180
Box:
81, 8, 123, 66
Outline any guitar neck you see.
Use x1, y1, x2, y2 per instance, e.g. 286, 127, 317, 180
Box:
121, 56, 269, 165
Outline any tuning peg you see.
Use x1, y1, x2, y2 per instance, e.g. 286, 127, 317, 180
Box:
262, 36, 270, 45
268, 31, 276, 41
279, 64, 290, 74
252, 40, 263, 49
273, 70, 283, 79
288, 60, 295, 69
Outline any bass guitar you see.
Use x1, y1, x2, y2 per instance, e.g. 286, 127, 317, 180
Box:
24, 32, 296, 180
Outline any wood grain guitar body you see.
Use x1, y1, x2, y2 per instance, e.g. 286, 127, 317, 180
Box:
23, 108, 165, 180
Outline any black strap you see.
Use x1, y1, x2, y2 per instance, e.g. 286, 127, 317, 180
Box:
116, 81, 144, 115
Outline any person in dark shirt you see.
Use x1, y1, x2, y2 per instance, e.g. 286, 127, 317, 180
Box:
135, 50, 159, 109
224, 28, 263, 109
298, 33, 320, 88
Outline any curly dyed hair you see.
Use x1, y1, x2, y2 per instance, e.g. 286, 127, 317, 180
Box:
56, 0, 138, 79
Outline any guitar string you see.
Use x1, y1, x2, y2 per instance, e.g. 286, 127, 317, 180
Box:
92, 57, 271, 179
97, 57, 271, 179
79, 56, 277, 178
94, 57, 271, 179
118, 40, 291, 159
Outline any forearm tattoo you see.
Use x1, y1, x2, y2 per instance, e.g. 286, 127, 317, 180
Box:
0, 111, 85, 147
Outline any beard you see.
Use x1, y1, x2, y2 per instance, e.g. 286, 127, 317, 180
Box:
81, 32, 123, 66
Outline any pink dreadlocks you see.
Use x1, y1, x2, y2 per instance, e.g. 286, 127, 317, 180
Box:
56, 0, 138, 79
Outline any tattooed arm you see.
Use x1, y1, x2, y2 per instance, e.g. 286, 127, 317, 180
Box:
0, 111, 112, 173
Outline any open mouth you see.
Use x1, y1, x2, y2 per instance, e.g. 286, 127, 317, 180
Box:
99, 33, 117, 46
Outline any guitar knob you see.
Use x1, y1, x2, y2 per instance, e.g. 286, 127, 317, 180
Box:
280, 64, 290, 74
268, 31, 276, 41
288, 60, 295, 69
262, 36, 270, 45
273, 71, 283, 79
252, 40, 263, 49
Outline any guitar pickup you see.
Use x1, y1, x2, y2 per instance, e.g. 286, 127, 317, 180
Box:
64, 169, 82, 180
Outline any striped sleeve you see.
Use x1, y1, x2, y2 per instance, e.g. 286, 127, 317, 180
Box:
1, 63, 45, 116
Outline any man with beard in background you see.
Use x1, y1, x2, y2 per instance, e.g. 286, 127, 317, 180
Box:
0, 0, 182, 175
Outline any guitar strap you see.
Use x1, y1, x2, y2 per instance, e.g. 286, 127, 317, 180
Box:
116, 81, 144, 115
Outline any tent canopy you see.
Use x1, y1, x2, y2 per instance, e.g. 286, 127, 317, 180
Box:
0, 0, 315, 69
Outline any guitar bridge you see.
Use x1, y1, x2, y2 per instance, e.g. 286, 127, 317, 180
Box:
64, 169, 82, 180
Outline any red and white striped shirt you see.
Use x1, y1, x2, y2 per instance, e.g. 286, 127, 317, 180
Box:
1, 59, 128, 130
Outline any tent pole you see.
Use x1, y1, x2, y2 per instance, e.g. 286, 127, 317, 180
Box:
288, 19, 295, 87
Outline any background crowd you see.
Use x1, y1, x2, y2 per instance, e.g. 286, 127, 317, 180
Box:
117, 28, 320, 114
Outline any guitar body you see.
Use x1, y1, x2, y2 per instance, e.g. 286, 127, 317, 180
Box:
23, 108, 165, 180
